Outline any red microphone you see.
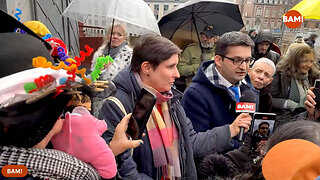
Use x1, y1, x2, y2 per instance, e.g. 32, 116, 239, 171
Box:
235, 90, 257, 142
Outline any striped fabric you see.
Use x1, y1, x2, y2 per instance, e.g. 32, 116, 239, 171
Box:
146, 101, 181, 179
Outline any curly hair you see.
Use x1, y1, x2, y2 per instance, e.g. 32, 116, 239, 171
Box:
276, 43, 320, 84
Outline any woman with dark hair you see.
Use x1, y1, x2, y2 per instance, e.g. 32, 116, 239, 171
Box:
271, 43, 320, 125
99, 35, 252, 180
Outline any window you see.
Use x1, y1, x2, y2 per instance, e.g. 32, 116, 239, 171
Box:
272, 10, 276, 17
154, 14, 159, 20
270, 20, 275, 27
257, 7, 262, 16
164, 5, 169, 13
154, 4, 159, 11
303, 22, 308, 28
277, 20, 282, 28
102, 20, 106, 26
265, 9, 270, 17
264, 19, 268, 28
264, 0, 268, 3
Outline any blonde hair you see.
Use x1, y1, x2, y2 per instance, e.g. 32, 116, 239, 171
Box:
277, 43, 320, 84
102, 23, 127, 46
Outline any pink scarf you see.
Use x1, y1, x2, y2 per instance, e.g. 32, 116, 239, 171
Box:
134, 73, 181, 179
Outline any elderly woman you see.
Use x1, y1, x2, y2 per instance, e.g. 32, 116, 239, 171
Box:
99, 35, 252, 180
271, 43, 320, 118
91, 23, 132, 81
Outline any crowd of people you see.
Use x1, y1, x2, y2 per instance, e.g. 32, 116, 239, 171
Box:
1, 8, 320, 180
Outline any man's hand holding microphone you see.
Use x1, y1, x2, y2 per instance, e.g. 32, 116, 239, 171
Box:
229, 90, 256, 140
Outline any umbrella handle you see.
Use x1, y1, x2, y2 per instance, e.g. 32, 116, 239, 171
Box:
107, 18, 115, 55
191, 13, 204, 53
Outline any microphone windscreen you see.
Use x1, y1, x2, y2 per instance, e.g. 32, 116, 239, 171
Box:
240, 90, 256, 103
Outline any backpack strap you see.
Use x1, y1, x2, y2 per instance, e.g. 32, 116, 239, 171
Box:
106, 96, 127, 116
106, 96, 134, 155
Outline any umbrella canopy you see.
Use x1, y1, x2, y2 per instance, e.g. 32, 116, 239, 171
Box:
290, 0, 320, 20
63, 0, 160, 36
158, 0, 244, 49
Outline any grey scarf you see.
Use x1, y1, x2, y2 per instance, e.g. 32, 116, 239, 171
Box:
103, 42, 127, 59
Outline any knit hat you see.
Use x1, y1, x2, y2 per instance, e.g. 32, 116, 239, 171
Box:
262, 139, 320, 180
23, 21, 51, 38
201, 25, 217, 38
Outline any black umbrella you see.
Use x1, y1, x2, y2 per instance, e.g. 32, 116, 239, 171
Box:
158, 0, 244, 50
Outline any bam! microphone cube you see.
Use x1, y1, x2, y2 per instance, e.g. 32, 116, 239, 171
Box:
235, 102, 256, 113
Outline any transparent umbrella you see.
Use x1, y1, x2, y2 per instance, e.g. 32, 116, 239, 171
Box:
62, 0, 161, 36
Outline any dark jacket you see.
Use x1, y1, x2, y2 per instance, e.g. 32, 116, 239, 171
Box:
258, 84, 273, 113
99, 67, 233, 180
270, 71, 316, 110
181, 61, 259, 133
252, 31, 280, 65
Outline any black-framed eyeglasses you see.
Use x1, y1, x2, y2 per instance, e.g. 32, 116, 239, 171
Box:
219, 55, 255, 66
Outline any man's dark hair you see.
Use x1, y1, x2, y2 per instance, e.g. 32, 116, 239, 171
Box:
215, 31, 254, 56
309, 33, 318, 39
131, 35, 181, 73
258, 122, 270, 129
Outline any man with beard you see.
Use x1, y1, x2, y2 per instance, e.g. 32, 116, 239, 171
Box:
252, 31, 280, 65
177, 25, 218, 91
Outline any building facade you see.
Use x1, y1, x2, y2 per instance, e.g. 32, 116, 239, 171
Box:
234, 0, 320, 32
1, 0, 80, 57
145, 0, 188, 21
